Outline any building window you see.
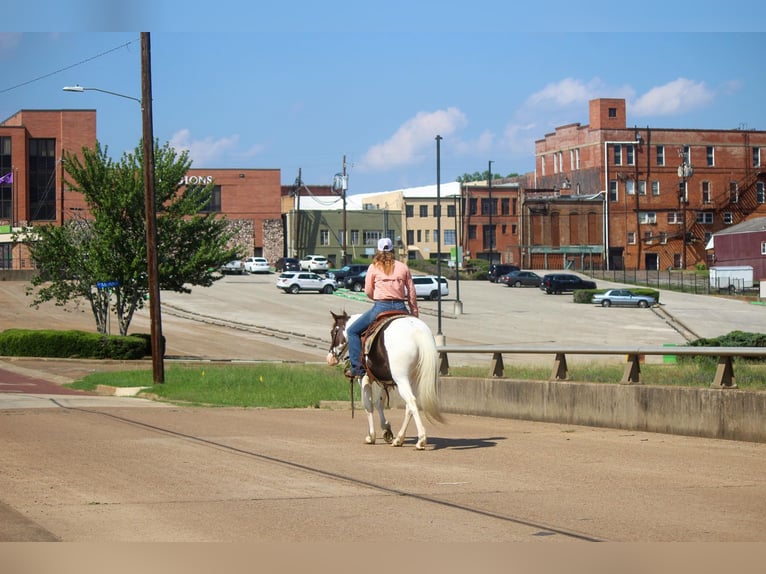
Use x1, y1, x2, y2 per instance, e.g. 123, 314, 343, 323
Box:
363, 231, 382, 246
626, 145, 635, 166
753, 147, 761, 168
28, 138, 57, 221
405, 205, 414, 218
419, 205, 428, 217
416, 230, 421, 242
320, 229, 330, 246
638, 180, 647, 195
696, 211, 714, 224
609, 180, 618, 202
350, 230, 359, 246
482, 225, 496, 250
433, 229, 439, 244
481, 198, 496, 216
0, 136, 11, 220
667, 211, 684, 225
706, 146, 715, 167
729, 181, 739, 203
501, 198, 510, 215
762, 242, 766, 256
651, 180, 660, 196
613, 145, 622, 166
644, 231, 653, 243
683, 145, 691, 165
757, 182, 765, 204
627, 231, 636, 244
424, 229, 430, 242
608, 107, 617, 118
659, 232, 668, 244
553, 153, 558, 173
444, 229, 456, 246
638, 211, 656, 224
541, 155, 546, 176
701, 181, 711, 204
625, 180, 636, 195
406, 230, 414, 245
447, 204, 456, 217
432, 205, 440, 217
469, 198, 478, 215
656, 145, 665, 166
511, 223, 517, 235
723, 212, 733, 225
467, 225, 477, 240
198, 185, 221, 213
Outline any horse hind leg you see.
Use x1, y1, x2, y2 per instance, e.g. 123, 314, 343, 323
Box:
360, 376, 377, 445
391, 379, 428, 450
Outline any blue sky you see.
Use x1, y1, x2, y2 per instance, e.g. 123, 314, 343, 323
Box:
2, 2, 764, 195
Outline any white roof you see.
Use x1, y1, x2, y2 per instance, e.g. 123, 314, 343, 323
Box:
293, 182, 462, 211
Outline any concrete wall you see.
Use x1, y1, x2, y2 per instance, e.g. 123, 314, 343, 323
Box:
433, 377, 766, 444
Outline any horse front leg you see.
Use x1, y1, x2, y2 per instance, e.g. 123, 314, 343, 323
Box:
360, 376, 376, 445
372, 383, 393, 444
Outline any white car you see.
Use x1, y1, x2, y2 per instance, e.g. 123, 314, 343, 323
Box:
221, 260, 245, 275
276, 272, 335, 294
243, 256, 270, 274
412, 275, 449, 300
299, 255, 328, 272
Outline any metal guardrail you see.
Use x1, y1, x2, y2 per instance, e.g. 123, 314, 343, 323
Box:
435, 345, 766, 389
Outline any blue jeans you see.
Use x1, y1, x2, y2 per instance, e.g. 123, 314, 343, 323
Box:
347, 300, 408, 376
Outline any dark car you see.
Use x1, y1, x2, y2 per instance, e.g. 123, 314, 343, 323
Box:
275, 257, 300, 272
541, 273, 597, 294
488, 264, 520, 283
327, 263, 369, 285
343, 270, 367, 292
500, 270, 542, 287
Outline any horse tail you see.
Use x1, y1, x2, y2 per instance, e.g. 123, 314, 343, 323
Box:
413, 323, 443, 423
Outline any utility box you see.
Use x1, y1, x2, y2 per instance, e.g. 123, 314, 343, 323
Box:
709, 266, 754, 292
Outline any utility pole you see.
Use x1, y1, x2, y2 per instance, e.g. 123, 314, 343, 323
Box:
342, 155, 348, 265
488, 160, 494, 264
141, 32, 164, 384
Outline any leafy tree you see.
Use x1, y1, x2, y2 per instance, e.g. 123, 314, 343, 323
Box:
24, 140, 242, 336
455, 170, 520, 183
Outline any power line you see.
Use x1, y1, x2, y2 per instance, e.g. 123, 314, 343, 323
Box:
0, 38, 139, 96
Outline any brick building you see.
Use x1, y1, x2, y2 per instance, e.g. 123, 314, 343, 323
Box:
0, 109, 284, 270
533, 98, 766, 270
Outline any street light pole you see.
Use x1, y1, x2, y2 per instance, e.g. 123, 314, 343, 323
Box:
62, 32, 164, 384
435, 135, 444, 345
488, 160, 494, 264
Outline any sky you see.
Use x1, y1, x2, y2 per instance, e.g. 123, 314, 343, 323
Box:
2, 2, 764, 196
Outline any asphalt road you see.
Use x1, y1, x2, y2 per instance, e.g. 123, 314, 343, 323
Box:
1, 275, 765, 543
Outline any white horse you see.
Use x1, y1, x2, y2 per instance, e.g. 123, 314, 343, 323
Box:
328, 311, 443, 450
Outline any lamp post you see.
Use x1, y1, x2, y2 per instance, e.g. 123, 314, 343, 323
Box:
678, 152, 693, 269
434, 135, 444, 345
488, 160, 494, 264
63, 32, 164, 384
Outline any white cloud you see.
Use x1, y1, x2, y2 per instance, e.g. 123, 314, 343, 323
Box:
527, 77, 606, 108
360, 107, 468, 171
631, 78, 714, 116
170, 129, 263, 166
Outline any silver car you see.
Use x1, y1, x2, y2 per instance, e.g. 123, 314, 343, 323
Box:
592, 289, 656, 308
276, 272, 335, 294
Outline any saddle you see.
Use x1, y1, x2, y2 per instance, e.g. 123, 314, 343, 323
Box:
358, 310, 409, 389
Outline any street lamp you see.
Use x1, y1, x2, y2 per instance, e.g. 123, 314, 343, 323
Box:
678, 152, 694, 269
63, 32, 164, 384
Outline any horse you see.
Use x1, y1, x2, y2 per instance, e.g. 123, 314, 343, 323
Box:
327, 310, 443, 450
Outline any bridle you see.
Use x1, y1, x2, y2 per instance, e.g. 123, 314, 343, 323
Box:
329, 314, 349, 363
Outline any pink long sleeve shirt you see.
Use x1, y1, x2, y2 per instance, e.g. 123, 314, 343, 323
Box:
364, 261, 419, 317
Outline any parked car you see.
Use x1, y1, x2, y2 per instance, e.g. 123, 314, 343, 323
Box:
343, 270, 367, 292
412, 275, 449, 300
500, 270, 542, 288
221, 260, 245, 275
243, 256, 270, 274
541, 273, 597, 294
299, 254, 329, 272
592, 289, 656, 308
328, 263, 369, 285
488, 264, 520, 283
275, 257, 300, 272
276, 272, 335, 294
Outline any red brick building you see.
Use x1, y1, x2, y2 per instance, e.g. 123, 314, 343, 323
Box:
1, 109, 284, 270
533, 98, 766, 270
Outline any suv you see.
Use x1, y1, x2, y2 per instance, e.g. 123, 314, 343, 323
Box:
412, 275, 449, 300
276, 272, 335, 294
275, 257, 300, 272
541, 273, 597, 295
488, 264, 520, 283
328, 263, 368, 285
299, 255, 328, 272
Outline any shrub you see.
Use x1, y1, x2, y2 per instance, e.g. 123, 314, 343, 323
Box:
0, 329, 147, 360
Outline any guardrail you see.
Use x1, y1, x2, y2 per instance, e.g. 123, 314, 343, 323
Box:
435, 345, 766, 388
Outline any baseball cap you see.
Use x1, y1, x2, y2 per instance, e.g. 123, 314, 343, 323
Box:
377, 237, 393, 252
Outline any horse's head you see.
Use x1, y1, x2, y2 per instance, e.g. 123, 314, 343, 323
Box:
327, 310, 350, 365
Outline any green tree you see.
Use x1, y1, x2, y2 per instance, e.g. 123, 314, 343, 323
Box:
455, 170, 520, 183
24, 140, 242, 336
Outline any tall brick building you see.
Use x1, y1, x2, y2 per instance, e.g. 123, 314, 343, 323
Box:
532, 98, 766, 270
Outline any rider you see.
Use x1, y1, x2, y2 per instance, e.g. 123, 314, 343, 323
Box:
345, 237, 419, 378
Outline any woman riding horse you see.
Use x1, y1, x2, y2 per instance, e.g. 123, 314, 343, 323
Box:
345, 237, 419, 379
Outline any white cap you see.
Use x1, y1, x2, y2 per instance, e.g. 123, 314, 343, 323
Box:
377, 237, 393, 251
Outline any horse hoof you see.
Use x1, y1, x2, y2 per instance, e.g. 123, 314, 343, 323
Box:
365, 435, 375, 445
391, 438, 404, 447
415, 439, 427, 450
383, 429, 394, 443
